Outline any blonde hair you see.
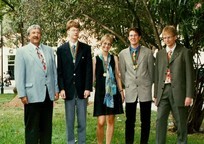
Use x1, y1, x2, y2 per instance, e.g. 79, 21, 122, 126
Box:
162, 25, 177, 36
100, 34, 114, 44
66, 19, 80, 30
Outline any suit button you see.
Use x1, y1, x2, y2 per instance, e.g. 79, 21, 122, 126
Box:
137, 85, 138, 87
45, 75, 47, 78
136, 77, 137, 79
73, 73, 76, 76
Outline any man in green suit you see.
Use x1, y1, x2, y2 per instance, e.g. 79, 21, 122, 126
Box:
154, 25, 194, 144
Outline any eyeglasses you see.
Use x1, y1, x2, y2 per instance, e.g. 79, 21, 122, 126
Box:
129, 34, 139, 37
162, 36, 175, 40
102, 42, 112, 46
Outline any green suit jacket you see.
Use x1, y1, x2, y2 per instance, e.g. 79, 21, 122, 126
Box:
154, 44, 195, 106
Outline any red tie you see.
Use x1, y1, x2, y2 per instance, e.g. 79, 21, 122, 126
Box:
36, 47, 46, 70
165, 50, 172, 83
167, 50, 172, 60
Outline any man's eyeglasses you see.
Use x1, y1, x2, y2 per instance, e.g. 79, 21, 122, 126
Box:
162, 36, 175, 40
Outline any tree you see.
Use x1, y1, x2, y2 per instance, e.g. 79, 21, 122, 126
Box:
1, 0, 204, 133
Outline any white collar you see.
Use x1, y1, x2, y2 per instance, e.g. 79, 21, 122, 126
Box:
69, 41, 78, 47
166, 43, 176, 53
30, 42, 42, 50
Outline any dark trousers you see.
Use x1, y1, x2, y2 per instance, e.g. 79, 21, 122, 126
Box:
125, 99, 152, 144
24, 90, 53, 144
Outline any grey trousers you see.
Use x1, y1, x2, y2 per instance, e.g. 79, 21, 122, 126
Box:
156, 84, 189, 144
64, 97, 87, 144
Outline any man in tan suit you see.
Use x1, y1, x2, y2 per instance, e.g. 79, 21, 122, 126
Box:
154, 25, 194, 144
119, 27, 154, 144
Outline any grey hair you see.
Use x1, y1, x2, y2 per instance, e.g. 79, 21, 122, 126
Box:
27, 24, 41, 35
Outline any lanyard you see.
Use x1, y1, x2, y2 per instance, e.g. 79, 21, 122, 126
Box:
99, 54, 111, 77
131, 46, 140, 70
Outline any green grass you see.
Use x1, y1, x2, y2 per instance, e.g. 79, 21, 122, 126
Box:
0, 94, 204, 144
0, 93, 15, 103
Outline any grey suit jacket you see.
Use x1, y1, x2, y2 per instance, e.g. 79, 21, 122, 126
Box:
119, 46, 154, 103
15, 43, 59, 103
154, 44, 194, 106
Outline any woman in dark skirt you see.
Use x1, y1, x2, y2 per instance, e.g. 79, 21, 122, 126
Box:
93, 34, 124, 144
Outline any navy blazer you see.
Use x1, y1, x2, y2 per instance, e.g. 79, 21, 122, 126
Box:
57, 41, 93, 100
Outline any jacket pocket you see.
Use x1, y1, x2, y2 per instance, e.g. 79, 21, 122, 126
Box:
25, 83, 33, 88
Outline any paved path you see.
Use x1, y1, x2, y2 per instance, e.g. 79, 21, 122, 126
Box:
0, 80, 15, 94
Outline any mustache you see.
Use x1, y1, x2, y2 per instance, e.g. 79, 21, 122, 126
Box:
33, 36, 39, 39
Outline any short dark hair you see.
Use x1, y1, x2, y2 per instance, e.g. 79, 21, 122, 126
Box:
128, 27, 142, 36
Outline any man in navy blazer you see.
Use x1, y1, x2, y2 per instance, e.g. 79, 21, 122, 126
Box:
57, 20, 93, 144
15, 25, 59, 144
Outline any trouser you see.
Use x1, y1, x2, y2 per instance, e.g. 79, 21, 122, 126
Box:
24, 90, 53, 144
65, 90, 88, 144
156, 84, 188, 144
125, 98, 152, 144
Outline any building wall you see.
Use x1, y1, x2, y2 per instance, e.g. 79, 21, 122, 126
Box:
0, 47, 16, 80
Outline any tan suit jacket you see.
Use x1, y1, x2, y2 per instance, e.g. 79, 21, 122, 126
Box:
119, 46, 154, 103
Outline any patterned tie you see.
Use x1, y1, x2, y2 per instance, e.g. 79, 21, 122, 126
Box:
167, 50, 172, 60
71, 45, 76, 64
132, 51, 136, 63
36, 47, 46, 70
71, 45, 76, 56
165, 50, 172, 83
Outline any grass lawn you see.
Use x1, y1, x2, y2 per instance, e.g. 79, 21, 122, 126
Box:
0, 94, 203, 144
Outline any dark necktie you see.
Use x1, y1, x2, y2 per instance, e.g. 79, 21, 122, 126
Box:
36, 47, 46, 70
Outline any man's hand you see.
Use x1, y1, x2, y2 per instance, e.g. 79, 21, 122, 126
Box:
60, 90, 66, 99
21, 96, 28, 105
84, 90, 90, 99
185, 97, 193, 107
54, 92, 59, 101
154, 97, 158, 106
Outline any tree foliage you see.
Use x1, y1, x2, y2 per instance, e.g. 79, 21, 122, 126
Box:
0, 0, 204, 134
1, 0, 203, 52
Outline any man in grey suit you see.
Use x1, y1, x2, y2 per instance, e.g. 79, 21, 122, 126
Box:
154, 25, 194, 144
119, 27, 154, 144
15, 25, 59, 144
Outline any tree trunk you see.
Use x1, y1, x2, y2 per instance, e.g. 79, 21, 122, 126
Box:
187, 64, 204, 133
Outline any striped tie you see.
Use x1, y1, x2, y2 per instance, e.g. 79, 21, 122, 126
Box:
36, 47, 46, 70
